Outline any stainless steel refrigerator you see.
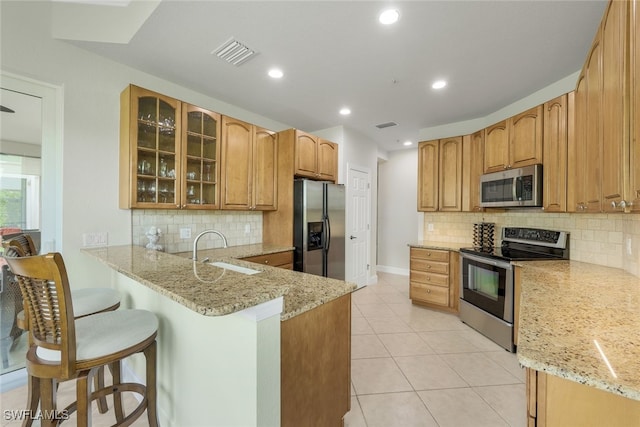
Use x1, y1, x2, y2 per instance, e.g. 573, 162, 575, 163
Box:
293, 179, 345, 280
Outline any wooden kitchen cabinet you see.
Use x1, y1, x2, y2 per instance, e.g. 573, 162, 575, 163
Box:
120, 85, 183, 209
417, 140, 439, 211
241, 250, 293, 270
409, 248, 459, 312
483, 106, 543, 173
462, 131, 485, 212
294, 130, 338, 182
418, 137, 462, 212
438, 137, 463, 211
526, 368, 640, 426
570, 0, 631, 213
182, 104, 222, 209
542, 94, 568, 212
601, 0, 628, 212
569, 75, 588, 212
220, 116, 277, 211
120, 85, 222, 210
631, 0, 640, 211
281, 293, 351, 427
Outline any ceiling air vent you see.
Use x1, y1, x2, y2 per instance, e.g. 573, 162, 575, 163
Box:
376, 121, 398, 129
212, 37, 257, 66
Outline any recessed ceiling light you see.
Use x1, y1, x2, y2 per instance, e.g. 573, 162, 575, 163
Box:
268, 68, 284, 79
403, 141, 413, 146
379, 9, 400, 25
339, 107, 351, 116
432, 80, 447, 89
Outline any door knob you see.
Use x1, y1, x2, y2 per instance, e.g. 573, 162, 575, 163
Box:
350, 235, 357, 240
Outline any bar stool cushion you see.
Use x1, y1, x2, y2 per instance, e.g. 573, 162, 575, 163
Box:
35, 309, 158, 363
70, 288, 121, 317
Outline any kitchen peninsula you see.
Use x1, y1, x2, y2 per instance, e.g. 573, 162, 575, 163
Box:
517, 260, 640, 426
83, 244, 355, 427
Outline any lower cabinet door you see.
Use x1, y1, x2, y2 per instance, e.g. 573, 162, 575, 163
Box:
409, 281, 449, 306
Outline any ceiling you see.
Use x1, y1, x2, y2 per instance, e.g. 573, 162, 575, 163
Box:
23, 1, 613, 152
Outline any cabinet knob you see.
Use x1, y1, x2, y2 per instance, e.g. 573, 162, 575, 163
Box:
426, 289, 431, 293
264, 260, 269, 264
426, 265, 431, 269
426, 252, 431, 257
541, 206, 545, 211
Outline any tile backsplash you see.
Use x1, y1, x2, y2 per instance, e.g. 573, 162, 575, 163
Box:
423, 211, 640, 277
132, 210, 262, 254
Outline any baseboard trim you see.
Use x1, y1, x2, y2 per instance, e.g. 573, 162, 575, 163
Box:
376, 265, 410, 276
0, 367, 26, 392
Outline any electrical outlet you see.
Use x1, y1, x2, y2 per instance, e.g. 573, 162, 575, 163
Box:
244, 223, 250, 235
180, 228, 192, 239
627, 237, 633, 256
427, 223, 434, 232
82, 232, 108, 247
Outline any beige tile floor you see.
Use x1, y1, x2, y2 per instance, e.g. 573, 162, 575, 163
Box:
344, 272, 526, 427
0, 271, 525, 427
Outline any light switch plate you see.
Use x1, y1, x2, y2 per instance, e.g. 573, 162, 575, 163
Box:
180, 228, 192, 239
82, 232, 108, 247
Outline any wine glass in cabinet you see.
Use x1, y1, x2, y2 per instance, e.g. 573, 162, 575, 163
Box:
120, 85, 181, 209
181, 105, 221, 209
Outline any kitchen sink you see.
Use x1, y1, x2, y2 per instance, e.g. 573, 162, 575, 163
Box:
208, 262, 261, 275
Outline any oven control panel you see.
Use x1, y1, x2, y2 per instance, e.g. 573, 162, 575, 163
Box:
502, 227, 567, 248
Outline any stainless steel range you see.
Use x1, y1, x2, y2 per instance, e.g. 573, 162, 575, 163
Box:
459, 227, 570, 352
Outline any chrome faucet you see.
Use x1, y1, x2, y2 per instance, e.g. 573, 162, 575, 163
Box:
192, 230, 228, 261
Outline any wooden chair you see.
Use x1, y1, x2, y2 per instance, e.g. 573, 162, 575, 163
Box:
2, 237, 121, 426
4, 252, 159, 427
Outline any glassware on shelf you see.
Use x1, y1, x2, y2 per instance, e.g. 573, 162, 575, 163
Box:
159, 157, 167, 177
187, 185, 195, 197
204, 164, 211, 181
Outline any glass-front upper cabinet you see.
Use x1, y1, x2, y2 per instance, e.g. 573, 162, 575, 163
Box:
182, 105, 221, 209
120, 85, 182, 209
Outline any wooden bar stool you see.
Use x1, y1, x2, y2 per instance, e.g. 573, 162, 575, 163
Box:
2, 240, 121, 426
5, 252, 159, 427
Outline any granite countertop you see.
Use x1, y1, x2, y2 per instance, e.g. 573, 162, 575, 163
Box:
516, 260, 640, 401
408, 241, 464, 252
82, 244, 356, 321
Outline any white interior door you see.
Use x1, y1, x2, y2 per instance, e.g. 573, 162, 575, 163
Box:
347, 165, 370, 288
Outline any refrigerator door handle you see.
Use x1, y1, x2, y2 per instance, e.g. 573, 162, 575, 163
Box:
324, 217, 331, 252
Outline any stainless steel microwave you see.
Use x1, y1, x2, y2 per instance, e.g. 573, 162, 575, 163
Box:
480, 164, 543, 208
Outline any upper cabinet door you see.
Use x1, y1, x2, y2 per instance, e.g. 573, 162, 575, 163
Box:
120, 85, 182, 209
182, 104, 221, 209
317, 139, 338, 182
631, 0, 640, 211
585, 33, 603, 213
253, 127, 278, 210
295, 131, 318, 179
417, 140, 439, 212
601, 0, 628, 212
438, 137, 463, 212
483, 121, 509, 173
509, 105, 543, 169
462, 131, 485, 212
543, 95, 568, 213
220, 116, 253, 210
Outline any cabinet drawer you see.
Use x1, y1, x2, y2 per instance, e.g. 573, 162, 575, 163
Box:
410, 258, 449, 275
410, 270, 448, 287
242, 251, 293, 267
410, 282, 449, 306
410, 248, 449, 262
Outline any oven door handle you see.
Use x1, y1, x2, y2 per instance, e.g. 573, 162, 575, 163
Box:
460, 252, 513, 270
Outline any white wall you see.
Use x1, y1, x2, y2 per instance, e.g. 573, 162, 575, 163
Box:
314, 125, 380, 284
1, 1, 291, 287
377, 149, 421, 274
